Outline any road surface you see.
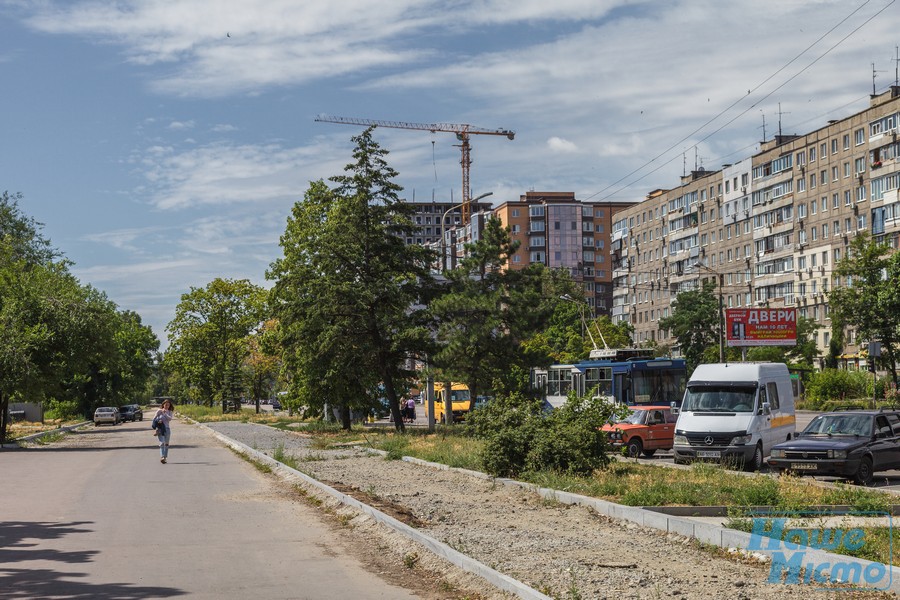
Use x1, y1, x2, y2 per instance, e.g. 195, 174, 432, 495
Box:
0, 415, 421, 600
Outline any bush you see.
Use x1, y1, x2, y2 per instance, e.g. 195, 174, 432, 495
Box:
803, 369, 870, 409
468, 391, 617, 478
44, 399, 80, 421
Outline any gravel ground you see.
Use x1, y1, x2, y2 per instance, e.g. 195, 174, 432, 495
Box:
205, 421, 893, 600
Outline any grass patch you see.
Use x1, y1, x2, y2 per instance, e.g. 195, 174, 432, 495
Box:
33, 431, 66, 445
7, 419, 83, 441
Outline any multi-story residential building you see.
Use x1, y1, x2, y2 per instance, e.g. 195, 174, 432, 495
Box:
403, 199, 493, 247
611, 86, 900, 367
493, 192, 635, 316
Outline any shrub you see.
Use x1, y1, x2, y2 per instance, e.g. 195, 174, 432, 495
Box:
803, 369, 870, 409
44, 399, 80, 421
469, 391, 616, 478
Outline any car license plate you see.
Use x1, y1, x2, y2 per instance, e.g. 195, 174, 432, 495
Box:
791, 462, 818, 471
697, 450, 721, 458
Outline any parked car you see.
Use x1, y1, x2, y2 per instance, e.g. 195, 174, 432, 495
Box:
93, 407, 120, 426
271, 397, 282, 410
602, 405, 676, 457
768, 409, 900, 485
119, 404, 143, 422
672, 362, 796, 471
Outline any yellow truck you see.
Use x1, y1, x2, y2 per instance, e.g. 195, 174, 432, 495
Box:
428, 383, 472, 423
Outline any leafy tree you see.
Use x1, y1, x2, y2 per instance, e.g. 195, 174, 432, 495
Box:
0, 192, 159, 441
829, 232, 900, 387
268, 128, 434, 430
658, 280, 719, 373
165, 278, 268, 406
429, 216, 550, 416
243, 318, 281, 413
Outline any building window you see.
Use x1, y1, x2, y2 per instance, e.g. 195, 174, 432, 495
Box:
511, 224, 521, 233
810, 146, 817, 162
843, 134, 850, 150
529, 206, 545, 217
530, 251, 545, 263
512, 209, 520, 218
855, 128, 865, 145
831, 139, 838, 154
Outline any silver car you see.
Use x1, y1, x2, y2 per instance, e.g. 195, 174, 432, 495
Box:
93, 407, 120, 426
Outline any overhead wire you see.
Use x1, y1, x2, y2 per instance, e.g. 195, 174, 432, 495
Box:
584, 0, 895, 203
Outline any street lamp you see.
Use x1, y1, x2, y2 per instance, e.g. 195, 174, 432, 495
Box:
440, 192, 493, 271
696, 262, 725, 362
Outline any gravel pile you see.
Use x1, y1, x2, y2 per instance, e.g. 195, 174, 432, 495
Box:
206, 421, 890, 600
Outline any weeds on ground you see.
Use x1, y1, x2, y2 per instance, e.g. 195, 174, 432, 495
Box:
33, 431, 66, 445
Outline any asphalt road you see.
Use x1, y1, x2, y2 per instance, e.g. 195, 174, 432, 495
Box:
0, 414, 420, 600
625, 410, 900, 492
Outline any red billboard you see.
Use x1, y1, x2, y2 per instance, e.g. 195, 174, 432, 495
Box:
725, 308, 797, 347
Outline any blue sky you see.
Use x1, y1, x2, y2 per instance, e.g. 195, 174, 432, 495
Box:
1, 0, 896, 348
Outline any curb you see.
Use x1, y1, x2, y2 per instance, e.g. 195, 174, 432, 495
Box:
1, 421, 91, 449
202, 424, 552, 600
394, 455, 900, 594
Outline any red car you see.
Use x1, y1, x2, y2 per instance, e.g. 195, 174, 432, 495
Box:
602, 405, 677, 457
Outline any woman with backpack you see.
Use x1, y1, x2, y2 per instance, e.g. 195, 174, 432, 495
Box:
153, 399, 175, 464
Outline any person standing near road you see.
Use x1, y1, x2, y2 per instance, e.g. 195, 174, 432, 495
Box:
154, 399, 175, 464
406, 397, 416, 423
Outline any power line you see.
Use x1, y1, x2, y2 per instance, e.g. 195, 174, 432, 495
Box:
584, 0, 894, 203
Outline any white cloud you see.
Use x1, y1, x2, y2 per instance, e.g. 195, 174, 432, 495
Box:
168, 119, 195, 130
547, 136, 578, 153
135, 139, 342, 209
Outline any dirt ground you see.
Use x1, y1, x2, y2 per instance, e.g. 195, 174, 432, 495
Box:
204, 421, 896, 600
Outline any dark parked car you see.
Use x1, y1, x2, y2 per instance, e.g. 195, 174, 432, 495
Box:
768, 409, 900, 485
119, 404, 143, 422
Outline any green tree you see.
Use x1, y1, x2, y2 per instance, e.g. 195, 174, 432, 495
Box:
0, 192, 159, 441
243, 318, 282, 414
429, 216, 551, 413
659, 280, 719, 373
268, 128, 434, 430
829, 232, 900, 387
165, 278, 268, 406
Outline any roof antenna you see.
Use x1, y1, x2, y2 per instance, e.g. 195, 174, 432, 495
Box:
759, 112, 767, 143
777, 103, 790, 138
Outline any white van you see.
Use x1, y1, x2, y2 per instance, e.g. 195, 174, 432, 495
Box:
672, 362, 796, 471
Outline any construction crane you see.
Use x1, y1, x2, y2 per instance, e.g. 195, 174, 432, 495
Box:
315, 115, 515, 224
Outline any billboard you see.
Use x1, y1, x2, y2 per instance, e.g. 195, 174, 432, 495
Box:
725, 308, 797, 347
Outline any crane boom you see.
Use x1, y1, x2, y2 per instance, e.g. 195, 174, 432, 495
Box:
315, 114, 514, 223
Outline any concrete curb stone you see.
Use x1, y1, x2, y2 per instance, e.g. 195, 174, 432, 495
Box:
202, 424, 552, 600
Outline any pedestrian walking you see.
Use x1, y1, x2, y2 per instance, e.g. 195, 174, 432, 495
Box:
153, 399, 175, 464
406, 397, 416, 423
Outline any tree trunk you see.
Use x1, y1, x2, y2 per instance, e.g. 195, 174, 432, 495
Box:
382, 373, 405, 432
340, 404, 351, 431
0, 390, 7, 445
443, 380, 453, 425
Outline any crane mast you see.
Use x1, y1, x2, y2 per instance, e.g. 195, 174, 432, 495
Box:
315, 115, 514, 224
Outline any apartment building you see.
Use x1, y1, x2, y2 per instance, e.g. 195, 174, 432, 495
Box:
611, 86, 900, 366
493, 191, 635, 316
403, 199, 493, 247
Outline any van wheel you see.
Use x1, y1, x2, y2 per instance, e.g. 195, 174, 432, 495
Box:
744, 444, 764, 472
854, 457, 874, 486
625, 438, 643, 458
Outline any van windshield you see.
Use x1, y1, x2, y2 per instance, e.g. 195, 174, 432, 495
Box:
682, 385, 756, 413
